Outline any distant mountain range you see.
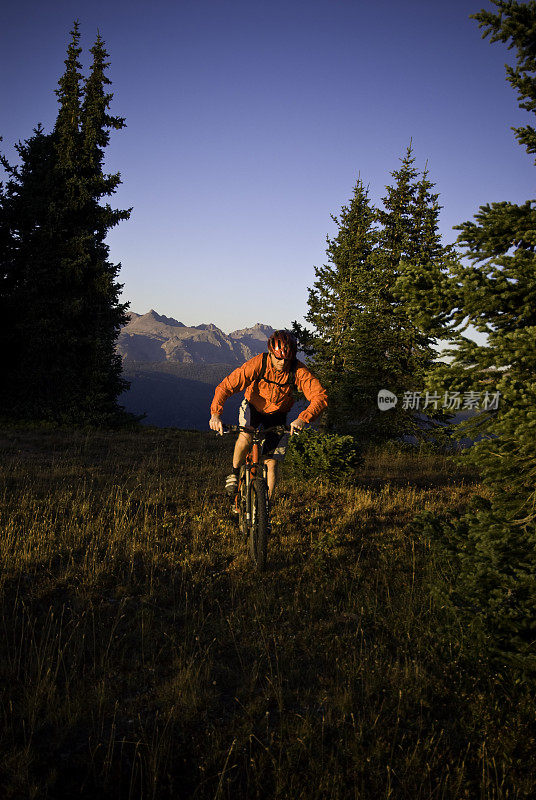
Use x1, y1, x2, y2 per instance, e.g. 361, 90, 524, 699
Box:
117, 311, 280, 428
118, 310, 276, 364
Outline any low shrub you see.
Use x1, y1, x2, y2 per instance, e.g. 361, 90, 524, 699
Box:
284, 428, 363, 484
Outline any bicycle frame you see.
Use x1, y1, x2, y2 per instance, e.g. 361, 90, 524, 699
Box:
232, 426, 274, 519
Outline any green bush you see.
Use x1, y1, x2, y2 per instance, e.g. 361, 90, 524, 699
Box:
413, 502, 536, 680
284, 429, 363, 484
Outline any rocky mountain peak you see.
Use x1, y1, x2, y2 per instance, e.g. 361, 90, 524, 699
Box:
117, 311, 275, 365
229, 323, 275, 341
144, 310, 185, 327
196, 323, 222, 332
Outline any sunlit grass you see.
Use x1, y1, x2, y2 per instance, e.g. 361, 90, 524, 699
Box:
0, 426, 533, 799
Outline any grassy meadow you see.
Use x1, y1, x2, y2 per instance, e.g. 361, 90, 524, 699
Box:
1, 426, 535, 799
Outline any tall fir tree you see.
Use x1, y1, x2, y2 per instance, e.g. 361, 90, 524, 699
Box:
305, 179, 382, 434
74, 31, 131, 419
304, 147, 454, 442
391, 163, 457, 338
0, 23, 131, 423
418, 0, 536, 675
0, 126, 61, 416
55, 20, 83, 173
374, 145, 447, 430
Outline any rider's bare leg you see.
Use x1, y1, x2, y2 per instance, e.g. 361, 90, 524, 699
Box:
233, 431, 252, 469
264, 458, 279, 499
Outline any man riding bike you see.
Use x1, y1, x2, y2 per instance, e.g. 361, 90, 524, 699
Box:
209, 329, 327, 500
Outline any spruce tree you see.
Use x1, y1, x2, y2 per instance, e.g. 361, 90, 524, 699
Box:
0, 126, 61, 416
375, 145, 450, 432
391, 163, 456, 338
74, 32, 131, 420
418, 0, 536, 675
0, 23, 130, 423
305, 148, 454, 442
305, 179, 384, 435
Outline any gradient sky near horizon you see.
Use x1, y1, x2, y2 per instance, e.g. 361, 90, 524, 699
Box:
1, 0, 533, 333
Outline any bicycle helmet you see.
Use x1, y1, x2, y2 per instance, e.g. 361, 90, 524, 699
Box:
267, 330, 297, 360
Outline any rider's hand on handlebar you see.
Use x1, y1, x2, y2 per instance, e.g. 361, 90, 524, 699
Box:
290, 417, 307, 436
209, 414, 224, 435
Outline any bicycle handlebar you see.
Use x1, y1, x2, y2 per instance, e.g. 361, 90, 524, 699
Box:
222, 424, 293, 436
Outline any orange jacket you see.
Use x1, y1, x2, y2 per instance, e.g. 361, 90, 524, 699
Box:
210, 353, 328, 424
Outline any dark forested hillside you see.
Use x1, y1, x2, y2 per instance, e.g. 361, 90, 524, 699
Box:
120, 362, 242, 428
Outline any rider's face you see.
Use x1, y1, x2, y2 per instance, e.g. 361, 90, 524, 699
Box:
270, 353, 287, 372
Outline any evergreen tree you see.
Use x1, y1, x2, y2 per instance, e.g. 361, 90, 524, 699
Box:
73, 31, 131, 419
0, 126, 61, 416
391, 163, 457, 338
0, 23, 131, 423
305, 179, 384, 435
305, 148, 454, 442
418, 0, 536, 675
375, 145, 450, 431
55, 20, 83, 173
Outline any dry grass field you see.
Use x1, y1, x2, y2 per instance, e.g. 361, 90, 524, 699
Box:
1, 426, 534, 799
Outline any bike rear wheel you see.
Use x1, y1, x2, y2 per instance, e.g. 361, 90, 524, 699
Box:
248, 478, 269, 571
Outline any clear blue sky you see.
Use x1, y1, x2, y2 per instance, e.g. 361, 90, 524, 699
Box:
1, 0, 532, 332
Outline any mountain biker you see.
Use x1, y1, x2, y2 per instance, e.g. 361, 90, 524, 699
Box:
209, 330, 327, 499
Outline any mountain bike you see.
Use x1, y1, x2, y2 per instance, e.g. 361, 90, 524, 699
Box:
221, 424, 291, 571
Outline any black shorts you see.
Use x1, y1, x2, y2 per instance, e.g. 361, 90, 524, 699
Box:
238, 399, 289, 461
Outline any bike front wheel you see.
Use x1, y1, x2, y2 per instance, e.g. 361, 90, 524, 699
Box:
238, 469, 248, 538
248, 478, 269, 571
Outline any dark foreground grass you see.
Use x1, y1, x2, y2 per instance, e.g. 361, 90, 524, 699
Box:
0, 426, 534, 799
